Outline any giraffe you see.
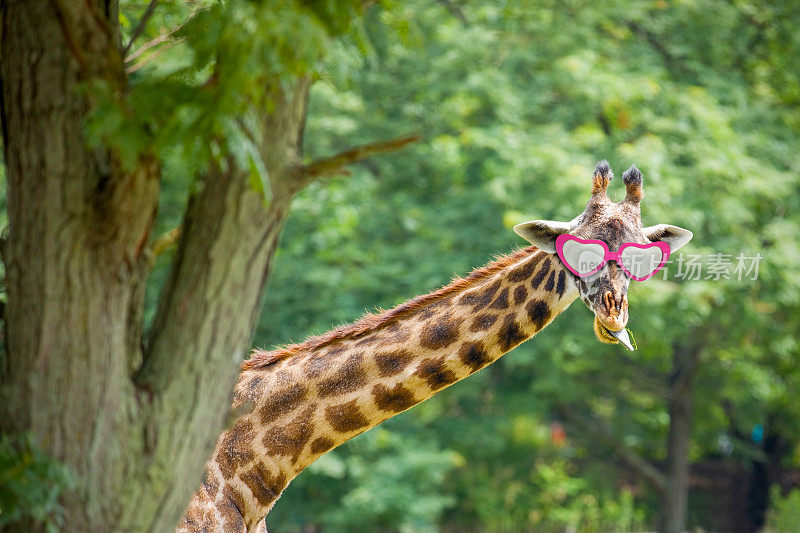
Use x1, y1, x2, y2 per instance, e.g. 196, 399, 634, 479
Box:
178, 161, 692, 532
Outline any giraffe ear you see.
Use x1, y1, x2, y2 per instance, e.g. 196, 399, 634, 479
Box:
643, 224, 693, 252
513, 220, 572, 253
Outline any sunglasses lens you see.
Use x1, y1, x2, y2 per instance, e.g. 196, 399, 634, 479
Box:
561, 239, 605, 275
620, 245, 664, 279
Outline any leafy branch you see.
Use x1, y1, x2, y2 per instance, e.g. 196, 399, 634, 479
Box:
296, 133, 421, 189
123, 0, 160, 57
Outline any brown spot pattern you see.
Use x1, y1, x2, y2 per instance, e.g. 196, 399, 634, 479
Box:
275, 370, 295, 386
203, 472, 220, 498
326, 399, 370, 433
262, 405, 316, 463
233, 374, 264, 406
283, 354, 308, 369
514, 285, 528, 305
215, 419, 256, 478
384, 325, 412, 344
415, 357, 458, 390
372, 383, 417, 413
498, 315, 527, 352
310, 437, 336, 455
460, 279, 502, 310
530, 258, 552, 289
469, 313, 498, 332
507, 253, 545, 282
240, 462, 287, 507
544, 270, 556, 291
259, 383, 307, 425
220, 484, 247, 531
429, 296, 453, 309
246, 374, 264, 393
178, 508, 199, 529
489, 288, 510, 309
556, 270, 566, 296
375, 350, 414, 377
459, 342, 491, 373
317, 352, 367, 397
183, 490, 218, 530
415, 308, 436, 320
419, 319, 459, 350
355, 335, 380, 347
304, 346, 346, 378
527, 299, 552, 331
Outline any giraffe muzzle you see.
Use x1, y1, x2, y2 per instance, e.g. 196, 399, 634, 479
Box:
592, 290, 632, 349
595, 290, 628, 329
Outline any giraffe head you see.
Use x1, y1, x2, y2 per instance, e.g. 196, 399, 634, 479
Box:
514, 161, 692, 349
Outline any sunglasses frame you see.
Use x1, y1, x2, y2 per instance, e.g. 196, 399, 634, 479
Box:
555, 234, 671, 281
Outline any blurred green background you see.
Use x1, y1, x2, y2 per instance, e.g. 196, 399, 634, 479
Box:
132, 0, 800, 531
5, 0, 800, 531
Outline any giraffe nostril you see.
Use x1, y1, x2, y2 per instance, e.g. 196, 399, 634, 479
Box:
604, 291, 614, 312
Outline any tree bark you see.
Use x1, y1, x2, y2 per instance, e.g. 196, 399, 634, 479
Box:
0, 2, 306, 530
659, 342, 701, 533
0, 1, 156, 530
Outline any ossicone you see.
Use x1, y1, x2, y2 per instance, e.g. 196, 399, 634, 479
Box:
622, 164, 644, 204
590, 160, 613, 198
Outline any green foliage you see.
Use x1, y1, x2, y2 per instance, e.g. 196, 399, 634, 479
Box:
255, 0, 800, 530
765, 486, 800, 533
524, 460, 646, 532
269, 426, 458, 533
0, 434, 74, 531
106, 0, 374, 177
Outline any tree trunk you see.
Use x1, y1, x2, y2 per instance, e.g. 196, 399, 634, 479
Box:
124, 74, 310, 531
747, 422, 789, 531
0, 2, 309, 530
659, 343, 701, 533
0, 1, 156, 529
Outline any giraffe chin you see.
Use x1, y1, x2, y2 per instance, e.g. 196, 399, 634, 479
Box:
594, 317, 618, 344
593, 316, 635, 350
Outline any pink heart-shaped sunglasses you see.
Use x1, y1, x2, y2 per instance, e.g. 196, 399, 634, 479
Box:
555, 234, 671, 281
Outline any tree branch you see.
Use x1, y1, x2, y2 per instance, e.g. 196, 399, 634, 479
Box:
668, 339, 703, 401
123, 0, 160, 57
298, 133, 421, 186
125, 39, 181, 74
558, 404, 667, 494
436, 0, 469, 26
150, 226, 182, 259
625, 20, 686, 78
124, 4, 199, 64
615, 350, 668, 396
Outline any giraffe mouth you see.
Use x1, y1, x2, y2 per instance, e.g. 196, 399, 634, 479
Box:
593, 317, 635, 350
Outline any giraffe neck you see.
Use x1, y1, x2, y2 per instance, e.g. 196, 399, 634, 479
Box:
178, 248, 578, 532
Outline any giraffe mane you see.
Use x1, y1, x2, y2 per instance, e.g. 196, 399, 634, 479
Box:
241, 245, 539, 370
